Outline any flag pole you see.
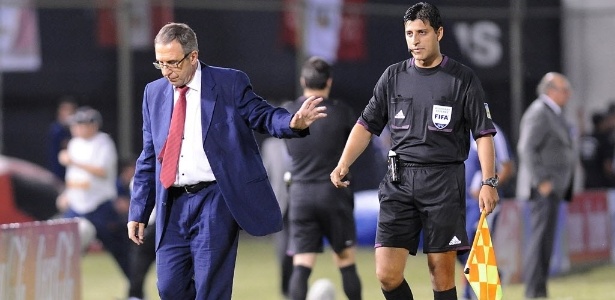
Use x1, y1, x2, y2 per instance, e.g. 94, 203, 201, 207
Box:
464, 210, 487, 275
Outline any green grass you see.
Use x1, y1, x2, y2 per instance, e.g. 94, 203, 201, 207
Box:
82, 234, 615, 300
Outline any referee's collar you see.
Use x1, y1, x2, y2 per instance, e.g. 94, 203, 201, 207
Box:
410, 55, 448, 68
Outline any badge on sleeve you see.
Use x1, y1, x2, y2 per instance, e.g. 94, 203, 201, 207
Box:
432, 105, 452, 129
484, 103, 492, 119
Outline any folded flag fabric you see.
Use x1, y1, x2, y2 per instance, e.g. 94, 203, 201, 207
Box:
464, 211, 503, 300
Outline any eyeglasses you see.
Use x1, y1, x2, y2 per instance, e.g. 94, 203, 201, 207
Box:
153, 52, 191, 70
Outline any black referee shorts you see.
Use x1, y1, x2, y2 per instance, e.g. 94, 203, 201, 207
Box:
287, 181, 357, 255
376, 163, 469, 255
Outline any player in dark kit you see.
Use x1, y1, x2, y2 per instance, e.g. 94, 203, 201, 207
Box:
330, 3, 499, 300
284, 56, 362, 300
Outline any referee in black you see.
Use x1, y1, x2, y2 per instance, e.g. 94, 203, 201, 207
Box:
284, 56, 362, 300
330, 3, 499, 300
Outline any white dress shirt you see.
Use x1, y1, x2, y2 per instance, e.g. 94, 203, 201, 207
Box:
173, 63, 216, 186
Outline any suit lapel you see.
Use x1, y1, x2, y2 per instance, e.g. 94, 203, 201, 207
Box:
558, 115, 572, 145
200, 63, 216, 144
155, 83, 174, 148
543, 102, 572, 146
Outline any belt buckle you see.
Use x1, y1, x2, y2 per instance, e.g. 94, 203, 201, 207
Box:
183, 185, 192, 194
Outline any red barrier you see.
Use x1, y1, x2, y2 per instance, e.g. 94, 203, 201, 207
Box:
493, 191, 613, 284
568, 191, 611, 264
0, 219, 81, 300
492, 200, 523, 284
0, 174, 36, 223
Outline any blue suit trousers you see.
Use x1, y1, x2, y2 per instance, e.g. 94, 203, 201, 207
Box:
156, 183, 239, 300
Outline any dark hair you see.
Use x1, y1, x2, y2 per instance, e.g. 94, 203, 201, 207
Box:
301, 56, 331, 90
403, 2, 442, 31
155, 23, 198, 53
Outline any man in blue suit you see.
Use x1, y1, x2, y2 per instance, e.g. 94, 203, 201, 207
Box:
127, 23, 327, 300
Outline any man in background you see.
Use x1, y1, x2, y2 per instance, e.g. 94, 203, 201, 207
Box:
516, 72, 576, 299
284, 56, 362, 300
57, 106, 129, 279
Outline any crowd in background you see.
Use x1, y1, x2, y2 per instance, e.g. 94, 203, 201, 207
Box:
579, 102, 615, 189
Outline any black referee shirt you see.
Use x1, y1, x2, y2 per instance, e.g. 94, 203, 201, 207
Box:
284, 97, 357, 182
359, 55, 496, 164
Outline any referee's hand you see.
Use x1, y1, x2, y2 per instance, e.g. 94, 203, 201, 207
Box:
330, 164, 350, 188
478, 185, 499, 214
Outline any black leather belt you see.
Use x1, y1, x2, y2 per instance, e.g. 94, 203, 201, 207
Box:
399, 160, 462, 167
170, 181, 216, 194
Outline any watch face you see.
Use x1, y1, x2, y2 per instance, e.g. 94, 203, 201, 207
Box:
483, 177, 498, 187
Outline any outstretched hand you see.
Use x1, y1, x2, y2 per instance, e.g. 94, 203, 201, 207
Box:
289, 96, 327, 130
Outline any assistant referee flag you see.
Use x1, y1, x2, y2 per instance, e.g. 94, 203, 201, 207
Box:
464, 211, 503, 300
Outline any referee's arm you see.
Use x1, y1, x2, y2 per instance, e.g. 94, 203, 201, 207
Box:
476, 134, 500, 214
331, 123, 373, 188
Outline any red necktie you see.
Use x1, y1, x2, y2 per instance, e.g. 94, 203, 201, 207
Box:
159, 85, 189, 188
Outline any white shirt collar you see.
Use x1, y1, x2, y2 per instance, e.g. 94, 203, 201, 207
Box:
540, 94, 562, 115
183, 62, 202, 94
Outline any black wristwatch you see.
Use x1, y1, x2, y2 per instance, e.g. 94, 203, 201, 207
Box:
481, 175, 499, 188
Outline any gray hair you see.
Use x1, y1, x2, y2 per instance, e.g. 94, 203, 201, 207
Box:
154, 23, 199, 53
536, 72, 567, 96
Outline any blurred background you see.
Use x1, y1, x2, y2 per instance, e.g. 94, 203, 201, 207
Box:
2, 0, 615, 298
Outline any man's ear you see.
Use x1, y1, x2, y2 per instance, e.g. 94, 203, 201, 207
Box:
437, 27, 443, 41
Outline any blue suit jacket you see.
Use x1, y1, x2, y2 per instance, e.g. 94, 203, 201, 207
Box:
129, 63, 306, 249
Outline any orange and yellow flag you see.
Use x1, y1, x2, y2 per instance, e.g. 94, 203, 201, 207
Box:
463, 211, 503, 300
